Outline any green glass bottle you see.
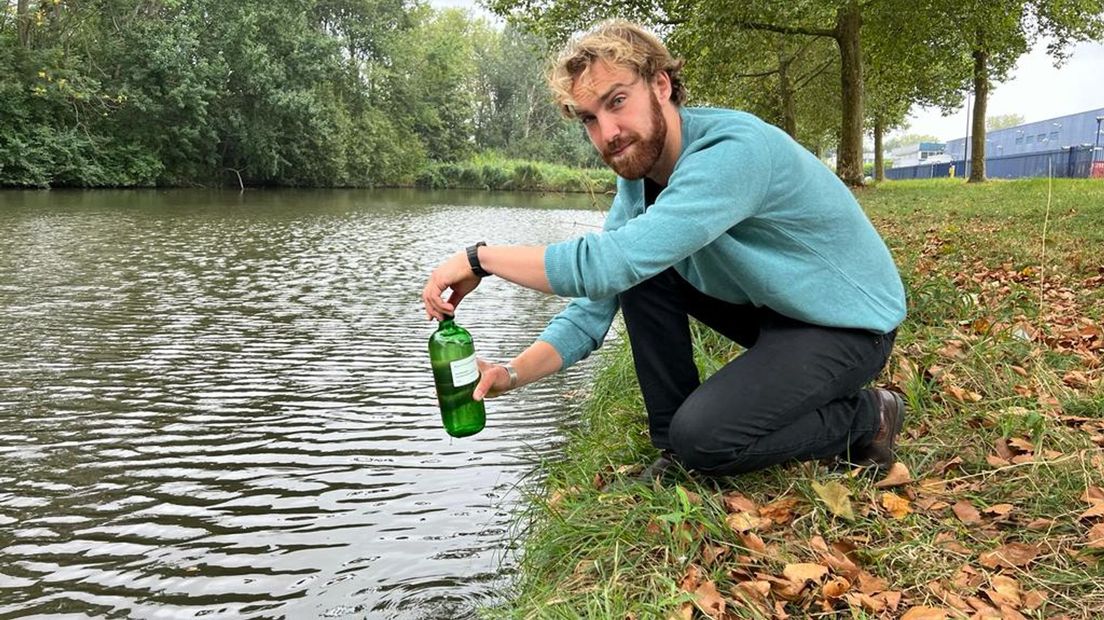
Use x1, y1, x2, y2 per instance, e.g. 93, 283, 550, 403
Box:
428, 316, 486, 437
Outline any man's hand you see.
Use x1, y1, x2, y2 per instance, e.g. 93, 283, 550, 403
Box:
473, 359, 511, 401
422, 250, 480, 320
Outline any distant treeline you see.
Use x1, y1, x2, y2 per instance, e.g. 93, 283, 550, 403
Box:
0, 0, 600, 189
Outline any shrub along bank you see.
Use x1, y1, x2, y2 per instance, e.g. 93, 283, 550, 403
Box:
491, 178, 1104, 619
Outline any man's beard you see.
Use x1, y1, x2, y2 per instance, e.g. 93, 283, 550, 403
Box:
601, 92, 667, 180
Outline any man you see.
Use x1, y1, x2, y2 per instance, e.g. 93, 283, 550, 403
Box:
421, 20, 907, 479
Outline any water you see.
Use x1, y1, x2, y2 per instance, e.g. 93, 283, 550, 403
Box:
0, 188, 609, 618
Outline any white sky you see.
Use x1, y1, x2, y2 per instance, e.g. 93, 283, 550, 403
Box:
899, 39, 1104, 141
427, 0, 1103, 143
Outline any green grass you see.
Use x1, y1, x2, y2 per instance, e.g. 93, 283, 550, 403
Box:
488, 178, 1104, 619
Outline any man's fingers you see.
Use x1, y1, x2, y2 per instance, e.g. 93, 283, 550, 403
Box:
472, 370, 497, 401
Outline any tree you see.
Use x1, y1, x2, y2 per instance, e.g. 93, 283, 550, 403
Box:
931, 0, 1104, 182
987, 113, 1024, 130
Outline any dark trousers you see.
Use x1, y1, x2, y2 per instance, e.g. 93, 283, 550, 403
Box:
618, 268, 896, 475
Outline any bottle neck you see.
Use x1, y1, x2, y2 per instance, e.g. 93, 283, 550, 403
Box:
439, 316, 455, 328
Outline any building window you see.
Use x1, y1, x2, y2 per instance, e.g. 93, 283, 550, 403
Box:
1049, 131, 1059, 141
1037, 133, 1046, 142
1026, 135, 1034, 144
1016, 136, 1024, 145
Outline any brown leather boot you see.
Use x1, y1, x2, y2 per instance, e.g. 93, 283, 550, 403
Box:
847, 388, 906, 469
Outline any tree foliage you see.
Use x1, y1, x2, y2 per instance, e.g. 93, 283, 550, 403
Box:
0, 0, 595, 188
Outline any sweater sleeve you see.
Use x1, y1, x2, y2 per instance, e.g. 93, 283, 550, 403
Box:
544, 128, 773, 300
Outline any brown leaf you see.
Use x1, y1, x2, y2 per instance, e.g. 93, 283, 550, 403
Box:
694, 580, 725, 619
726, 512, 766, 533
765, 575, 806, 601
739, 531, 767, 555
1007, 437, 1034, 453
783, 563, 828, 584
844, 592, 885, 613
881, 492, 912, 519
1084, 486, 1104, 502
900, 606, 949, 620
1087, 522, 1104, 549
994, 438, 1015, 460
701, 544, 727, 567
1026, 518, 1054, 531
1022, 589, 1047, 611
811, 480, 854, 520
1078, 501, 1104, 520
722, 492, 759, 514
679, 564, 704, 592
953, 500, 983, 525
822, 576, 851, 599
759, 497, 800, 524
979, 542, 1040, 569
1000, 605, 1028, 620
857, 571, 888, 595
983, 503, 1015, 517
987, 575, 1022, 607
874, 462, 913, 488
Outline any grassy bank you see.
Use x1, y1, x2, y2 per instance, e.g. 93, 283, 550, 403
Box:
414, 153, 616, 194
493, 178, 1104, 619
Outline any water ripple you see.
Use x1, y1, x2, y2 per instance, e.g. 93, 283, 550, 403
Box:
0, 189, 609, 618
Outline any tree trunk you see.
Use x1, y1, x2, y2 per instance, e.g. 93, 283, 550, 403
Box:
777, 55, 797, 139
969, 45, 988, 183
834, 0, 864, 187
17, 0, 31, 47
874, 117, 884, 182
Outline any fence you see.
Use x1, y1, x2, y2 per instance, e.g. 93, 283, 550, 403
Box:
884, 145, 1098, 180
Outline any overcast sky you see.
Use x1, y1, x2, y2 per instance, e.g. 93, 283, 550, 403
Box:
428, 0, 1103, 143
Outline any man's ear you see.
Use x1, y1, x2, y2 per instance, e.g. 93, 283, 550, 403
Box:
652, 70, 672, 102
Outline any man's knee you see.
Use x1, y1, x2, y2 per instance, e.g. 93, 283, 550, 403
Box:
669, 406, 748, 474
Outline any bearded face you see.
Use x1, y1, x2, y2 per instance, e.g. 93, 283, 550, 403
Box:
599, 89, 668, 180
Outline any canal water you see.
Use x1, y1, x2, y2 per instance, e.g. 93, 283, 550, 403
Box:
0, 188, 609, 618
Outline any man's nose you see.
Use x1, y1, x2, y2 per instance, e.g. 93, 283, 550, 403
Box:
597, 115, 621, 144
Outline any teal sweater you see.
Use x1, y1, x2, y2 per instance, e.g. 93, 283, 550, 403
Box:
538, 107, 906, 369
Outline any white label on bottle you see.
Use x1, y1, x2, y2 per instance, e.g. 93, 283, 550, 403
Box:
450, 353, 479, 386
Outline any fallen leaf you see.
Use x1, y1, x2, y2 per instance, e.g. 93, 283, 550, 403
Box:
723, 492, 759, 514
979, 542, 1040, 569
999, 605, 1028, 620
857, 571, 889, 594
812, 480, 854, 520
726, 512, 765, 533
679, 564, 703, 592
822, 576, 851, 599
882, 492, 912, 519
900, 605, 949, 619
880, 590, 903, 611
987, 575, 1021, 607
1087, 522, 1104, 549
953, 500, 983, 525
1078, 501, 1104, 520
844, 592, 885, 613
783, 563, 828, 584
759, 497, 800, 524
694, 580, 725, 619
874, 462, 913, 488
739, 531, 767, 554
983, 503, 1015, 517
1022, 589, 1047, 611
701, 544, 727, 567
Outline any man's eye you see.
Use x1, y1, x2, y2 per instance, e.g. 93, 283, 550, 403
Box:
611, 95, 626, 108
580, 116, 596, 126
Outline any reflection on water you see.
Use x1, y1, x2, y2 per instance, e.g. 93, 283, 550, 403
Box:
0, 189, 610, 618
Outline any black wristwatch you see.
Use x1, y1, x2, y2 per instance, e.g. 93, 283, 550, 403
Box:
466, 241, 491, 278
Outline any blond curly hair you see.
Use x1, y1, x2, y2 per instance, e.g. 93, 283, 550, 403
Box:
548, 20, 686, 118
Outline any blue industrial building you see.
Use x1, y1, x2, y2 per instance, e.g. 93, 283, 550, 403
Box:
887, 106, 1104, 180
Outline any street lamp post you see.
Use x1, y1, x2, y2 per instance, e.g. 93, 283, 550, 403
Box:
1095, 116, 1103, 163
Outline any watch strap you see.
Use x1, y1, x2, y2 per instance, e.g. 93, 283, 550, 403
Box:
466, 242, 490, 278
